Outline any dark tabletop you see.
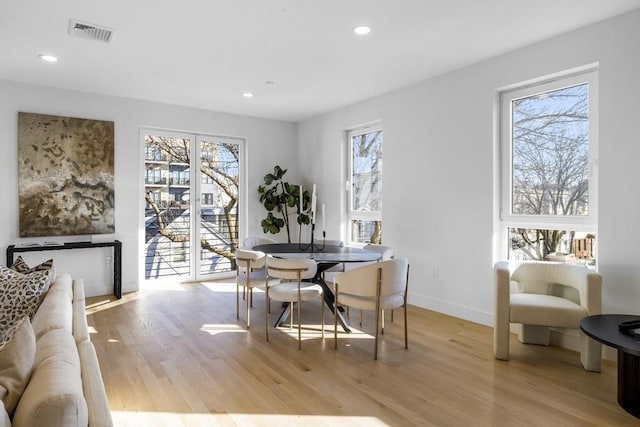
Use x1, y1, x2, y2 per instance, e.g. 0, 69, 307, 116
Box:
253, 243, 381, 263
580, 314, 640, 357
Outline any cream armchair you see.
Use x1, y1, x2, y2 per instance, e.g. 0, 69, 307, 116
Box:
494, 261, 602, 372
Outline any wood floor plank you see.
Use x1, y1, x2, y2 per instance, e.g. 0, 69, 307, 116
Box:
86, 281, 638, 426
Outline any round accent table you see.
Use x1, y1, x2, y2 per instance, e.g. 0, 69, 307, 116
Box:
580, 314, 640, 419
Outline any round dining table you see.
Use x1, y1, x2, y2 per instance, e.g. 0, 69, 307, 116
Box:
253, 243, 381, 332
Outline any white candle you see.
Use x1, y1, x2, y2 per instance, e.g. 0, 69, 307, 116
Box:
298, 185, 303, 213
311, 194, 317, 224
322, 204, 326, 230
311, 184, 317, 222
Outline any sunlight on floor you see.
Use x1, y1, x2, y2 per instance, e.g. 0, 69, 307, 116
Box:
111, 411, 391, 427
200, 323, 248, 336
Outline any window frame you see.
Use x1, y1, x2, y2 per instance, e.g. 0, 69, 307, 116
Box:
347, 123, 383, 244
499, 70, 598, 257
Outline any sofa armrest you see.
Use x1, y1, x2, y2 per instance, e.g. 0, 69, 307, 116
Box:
493, 261, 512, 360
568, 268, 602, 316
78, 341, 113, 427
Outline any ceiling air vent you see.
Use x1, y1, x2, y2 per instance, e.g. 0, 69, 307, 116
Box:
68, 19, 115, 43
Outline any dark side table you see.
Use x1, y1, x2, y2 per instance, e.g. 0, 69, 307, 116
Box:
580, 314, 640, 419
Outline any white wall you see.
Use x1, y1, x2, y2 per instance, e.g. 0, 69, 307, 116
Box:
0, 80, 297, 297
297, 10, 640, 325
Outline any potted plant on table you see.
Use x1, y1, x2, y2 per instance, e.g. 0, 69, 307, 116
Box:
258, 165, 311, 243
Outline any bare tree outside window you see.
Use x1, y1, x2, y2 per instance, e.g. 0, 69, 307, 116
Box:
350, 128, 382, 244
144, 135, 239, 279
512, 84, 589, 217
509, 82, 594, 260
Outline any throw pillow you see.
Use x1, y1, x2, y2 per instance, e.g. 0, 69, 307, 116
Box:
10, 256, 56, 287
0, 267, 50, 347
0, 316, 35, 417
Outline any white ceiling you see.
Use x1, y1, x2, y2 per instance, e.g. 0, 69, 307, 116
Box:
1, 0, 639, 122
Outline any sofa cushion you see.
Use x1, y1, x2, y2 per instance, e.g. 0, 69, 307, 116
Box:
48, 274, 73, 301
78, 341, 112, 427
31, 288, 73, 341
0, 267, 50, 348
510, 293, 587, 328
0, 316, 35, 416
12, 329, 88, 427
0, 400, 10, 427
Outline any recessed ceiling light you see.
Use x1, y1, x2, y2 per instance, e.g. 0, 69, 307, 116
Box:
265, 81, 274, 86
354, 26, 371, 35
39, 54, 58, 62
242, 92, 254, 98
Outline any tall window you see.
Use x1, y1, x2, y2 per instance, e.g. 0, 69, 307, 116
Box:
500, 71, 598, 265
348, 124, 383, 244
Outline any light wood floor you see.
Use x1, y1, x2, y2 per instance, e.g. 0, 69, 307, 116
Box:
86, 280, 638, 427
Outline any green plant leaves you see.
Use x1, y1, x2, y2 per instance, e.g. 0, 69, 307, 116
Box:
258, 165, 310, 241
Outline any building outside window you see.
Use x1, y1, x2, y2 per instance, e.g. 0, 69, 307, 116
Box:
500, 70, 598, 266
348, 124, 382, 244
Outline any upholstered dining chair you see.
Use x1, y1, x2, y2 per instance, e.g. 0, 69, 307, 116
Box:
265, 255, 323, 350
241, 235, 277, 249
235, 249, 280, 328
363, 244, 394, 261
333, 257, 410, 360
316, 239, 344, 247
493, 260, 602, 372
362, 244, 395, 325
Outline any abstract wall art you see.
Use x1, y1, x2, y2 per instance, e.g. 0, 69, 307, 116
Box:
18, 112, 115, 237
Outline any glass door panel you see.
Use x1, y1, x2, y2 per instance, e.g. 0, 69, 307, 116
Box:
144, 134, 192, 279
197, 137, 240, 277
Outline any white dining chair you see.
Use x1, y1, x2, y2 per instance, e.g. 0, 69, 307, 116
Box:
363, 244, 395, 325
235, 249, 280, 328
333, 257, 409, 360
265, 255, 323, 350
241, 235, 277, 249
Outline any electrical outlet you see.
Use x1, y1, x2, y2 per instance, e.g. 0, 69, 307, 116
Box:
106, 256, 113, 265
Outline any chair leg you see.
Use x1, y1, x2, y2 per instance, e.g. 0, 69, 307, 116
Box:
321, 294, 325, 339
404, 305, 408, 349
246, 287, 251, 329
236, 282, 240, 320
374, 308, 380, 360
381, 309, 385, 334
265, 289, 270, 342
582, 332, 602, 372
297, 300, 302, 351
519, 325, 550, 345
290, 302, 294, 330
334, 285, 339, 349
374, 268, 382, 360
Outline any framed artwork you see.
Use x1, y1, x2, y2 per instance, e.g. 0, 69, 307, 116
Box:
18, 112, 115, 237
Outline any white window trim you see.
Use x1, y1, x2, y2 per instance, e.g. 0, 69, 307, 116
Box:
499, 70, 599, 258
347, 123, 383, 245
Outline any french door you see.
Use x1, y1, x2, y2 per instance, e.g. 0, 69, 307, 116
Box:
142, 129, 242, 281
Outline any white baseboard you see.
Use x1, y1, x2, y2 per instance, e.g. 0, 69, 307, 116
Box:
408, 293, 493, 327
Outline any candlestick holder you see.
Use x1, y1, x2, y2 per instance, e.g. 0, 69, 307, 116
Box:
298, 222, 325, 253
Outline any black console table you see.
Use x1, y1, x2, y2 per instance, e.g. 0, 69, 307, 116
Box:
6, 240, 122, 299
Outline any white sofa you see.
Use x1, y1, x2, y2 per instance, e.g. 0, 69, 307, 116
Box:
1, 274, 113, 427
